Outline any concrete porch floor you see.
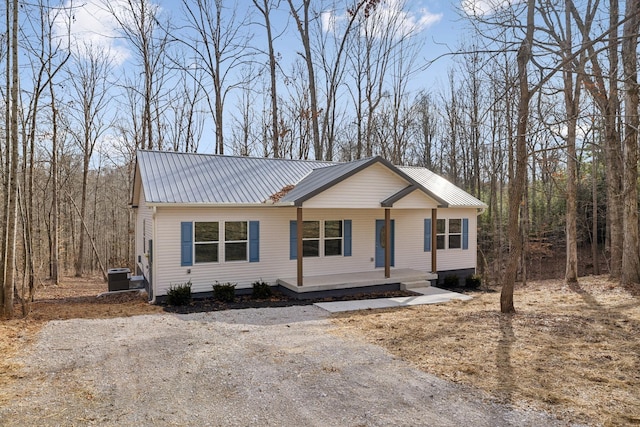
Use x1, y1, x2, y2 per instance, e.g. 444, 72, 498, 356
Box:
277, 268, 438, 294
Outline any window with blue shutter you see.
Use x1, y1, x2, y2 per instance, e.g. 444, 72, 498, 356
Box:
180, 222, 193, 266
290, 220, 297, 260
344, 220, 352, 256
424, 218, 431, 252
249, 221, 260, 262
462, 218, 469, 250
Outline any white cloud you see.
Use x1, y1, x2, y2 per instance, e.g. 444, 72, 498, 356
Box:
321, 9, 344, 34
322, 0, 442, 40
52, 0, 131, 65
461, 0, 519, 17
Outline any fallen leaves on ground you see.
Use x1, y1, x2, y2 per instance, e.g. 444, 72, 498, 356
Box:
331, 276, 640, 427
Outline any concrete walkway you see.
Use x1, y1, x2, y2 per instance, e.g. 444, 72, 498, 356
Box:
314, 286, 472, 313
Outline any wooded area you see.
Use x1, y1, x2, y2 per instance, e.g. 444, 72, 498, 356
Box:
1, 0, 640, 318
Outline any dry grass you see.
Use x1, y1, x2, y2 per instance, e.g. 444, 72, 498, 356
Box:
331, 276, 640, 426
0, 276, 162, 406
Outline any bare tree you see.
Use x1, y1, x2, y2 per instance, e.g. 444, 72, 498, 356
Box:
537, 0, 597, 283
501, 0, 535, 313
580, 0, 623, 279
180, 0, 253, 155
253, 0, 281, 157
286, 0, 321, 159
2, 0, 18, 318
620, 0, 640, 284
66, 43, 113, 277
107, 0, 170, 151
166, 68, 205, 153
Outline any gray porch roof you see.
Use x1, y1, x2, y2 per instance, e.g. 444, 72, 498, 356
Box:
133, 150, 486, 208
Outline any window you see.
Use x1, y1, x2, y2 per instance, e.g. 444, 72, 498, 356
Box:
303, 221, 320, 257
195, 222, 218, 263
448, 219, 462, 249
225, 221, 248, 261
436, 219, 446, 250
324, 220, 343, 256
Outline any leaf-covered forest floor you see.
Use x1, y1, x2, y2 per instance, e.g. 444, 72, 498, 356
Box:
2, 254, 639, 426
332, 276, 640, 426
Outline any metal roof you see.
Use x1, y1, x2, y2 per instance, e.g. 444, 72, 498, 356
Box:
134, 150, 486, 208
398, 166, 487, 208
136, 150, 334, 204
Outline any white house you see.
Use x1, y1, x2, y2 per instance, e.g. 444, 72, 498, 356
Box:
130, 150, 487, 302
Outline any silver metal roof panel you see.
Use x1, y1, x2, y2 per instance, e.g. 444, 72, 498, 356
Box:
398, 166, 486, 208
135, 150, 485, 208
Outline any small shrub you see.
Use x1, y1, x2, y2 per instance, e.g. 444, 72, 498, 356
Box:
166, 281, 192, 306
443, 274, 460, 289
213, 282, 236, 302
251, 280, 272, 299
465, 274, 482, 290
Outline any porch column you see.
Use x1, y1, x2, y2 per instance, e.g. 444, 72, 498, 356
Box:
431, 208, 437, 273
385, 208, 391, 278
297, 207, 303, 286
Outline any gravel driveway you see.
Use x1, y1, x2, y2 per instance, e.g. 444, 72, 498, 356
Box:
1, 306, 564, 426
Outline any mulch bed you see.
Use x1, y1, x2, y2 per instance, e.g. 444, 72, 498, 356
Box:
162, 289, 418, 314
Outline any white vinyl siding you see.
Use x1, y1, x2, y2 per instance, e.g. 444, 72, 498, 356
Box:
435, 209, 478, 271
154, 207, 294, 296
391, 189, 439, 209
302, 163, 409, 208
134, 187, 154, 278
150, 205, 478, 297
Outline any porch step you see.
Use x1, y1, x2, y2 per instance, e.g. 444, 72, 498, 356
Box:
401, 280, 432, 290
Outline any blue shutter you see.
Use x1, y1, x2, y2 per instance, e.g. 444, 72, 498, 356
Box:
424, 218, 432, 252
462, 218, 469, 250
344, 220, 352, 256
249, 221, 260, 262
181, 222, 193, 266
290, 220, 297, 260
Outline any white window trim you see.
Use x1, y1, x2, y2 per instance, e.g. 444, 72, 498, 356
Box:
194, 221, 220, 264
224, 221, 249, 263
448, 219, 462, 250
436, 218, 463, 251
302, 219, 344, 258
323, 220, 343, 257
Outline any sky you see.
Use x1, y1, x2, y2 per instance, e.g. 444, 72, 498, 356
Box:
51, 0, 473, 155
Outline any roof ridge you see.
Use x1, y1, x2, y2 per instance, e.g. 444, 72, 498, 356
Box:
138, 149, 338, 165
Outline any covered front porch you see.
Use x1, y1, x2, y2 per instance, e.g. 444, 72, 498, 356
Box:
277, 268, 438, 295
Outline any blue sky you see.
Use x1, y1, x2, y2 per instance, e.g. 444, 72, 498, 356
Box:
51, 0, 471, 155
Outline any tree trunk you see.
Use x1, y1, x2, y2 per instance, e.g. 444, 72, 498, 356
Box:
2, 0, 19, 319
501, 0, 535, 314
620, 0, 640, 284
288, 0, 321, 160
606, 0, 623, 278
592, 146, 599, 275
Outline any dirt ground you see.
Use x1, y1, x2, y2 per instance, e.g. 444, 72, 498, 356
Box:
0, 276, 161, 407
2, 274, 639, 426
332, 276, 640, 426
